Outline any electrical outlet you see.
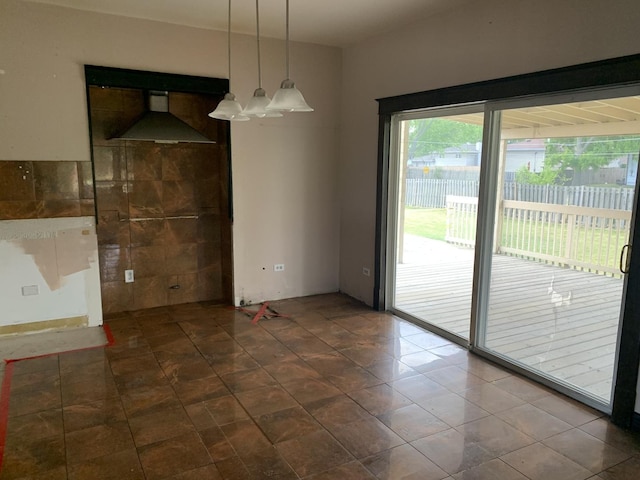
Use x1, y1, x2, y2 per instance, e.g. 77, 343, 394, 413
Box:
21, 285, 39, 296
362, 267, 371, 277
274, 264, 285, 272
125, 269, 134, 283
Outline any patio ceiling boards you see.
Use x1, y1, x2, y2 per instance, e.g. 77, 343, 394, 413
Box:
446, 96, 640, 139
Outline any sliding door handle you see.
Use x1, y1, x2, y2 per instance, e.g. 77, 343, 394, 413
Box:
620, 244, 631, 274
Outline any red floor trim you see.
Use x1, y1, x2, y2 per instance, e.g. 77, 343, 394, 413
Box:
0, 361, 15, 472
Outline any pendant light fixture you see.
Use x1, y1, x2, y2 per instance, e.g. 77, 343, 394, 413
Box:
209, 0, 249, 121
266, 0, 313, 113
243, 0, 282, 118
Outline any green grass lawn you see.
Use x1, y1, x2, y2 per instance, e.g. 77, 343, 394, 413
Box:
403, 207, 447, 241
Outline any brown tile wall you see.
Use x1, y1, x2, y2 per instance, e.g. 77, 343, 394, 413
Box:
0, 160, 94, 220
89, 86, 232, 313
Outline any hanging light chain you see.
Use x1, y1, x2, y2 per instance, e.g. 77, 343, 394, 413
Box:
256, 0, 262, 88
285, 0, 290, 80
227, 0, 232, 87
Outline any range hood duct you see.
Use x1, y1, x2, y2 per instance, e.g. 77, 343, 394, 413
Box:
114, 91, 215, 144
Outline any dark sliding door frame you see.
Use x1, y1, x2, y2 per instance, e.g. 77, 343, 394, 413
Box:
375, 54, 640, 429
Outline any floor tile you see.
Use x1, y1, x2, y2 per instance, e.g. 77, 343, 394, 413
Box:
455, 416, 536, 456
198, 425, 235, 461
412, 428, 496, 474
137, 431, 212, 480
501, 442, 593, 480
220, 367, 277, 393
119, 384, 181, 418
377, 403, 449, 441
214, 454, 251, 479
415, 392, 490, 427
1, 435, 67, 478
598, 455, 640, 479
170, 374, 230, 405
65, 421, 135, 464
5, 408, 63, 441
532, 394, 603, 427
361, 443, 448, 479
451, 458, 528, 480
263, 359, 322, 383
242, 446, 298, 480
276, 430, 354, 477
390, 374, 450, 402
67, 448, 144, 480
170, 464, 223, 480
491, 374, 553, 402
348, 383, 413, 416
235, 384, 298, 417
62, 399, 127, 433
2, 294, 639, 480
303, 461, 376, 479
425, 366, 486, 392
543, 428, 632, 473
496, 403, 573, 440
128, 405, 196, 447
305, 394, 373, 432
184, 394, 249, 428
331, 417, 404, 459
281, 377, 342, 405
220, 419, 272, 459
459, 383, 526, 414
578, 418, 640, 455
255, 406, 323, 443
365, 358, 419, 382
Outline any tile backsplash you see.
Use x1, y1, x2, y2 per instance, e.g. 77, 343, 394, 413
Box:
89, 85, 232, 313
0, 160, 94, 220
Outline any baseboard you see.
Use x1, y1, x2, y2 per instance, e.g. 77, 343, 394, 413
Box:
0, 315, 88, 336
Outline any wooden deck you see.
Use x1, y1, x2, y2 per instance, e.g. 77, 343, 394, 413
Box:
394, 240, 623, 402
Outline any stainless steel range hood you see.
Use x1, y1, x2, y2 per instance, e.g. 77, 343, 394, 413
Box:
114, 91, 215, 144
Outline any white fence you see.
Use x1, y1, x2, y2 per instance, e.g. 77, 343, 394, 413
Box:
406, 179, 635, 210
445, 195, 631, 275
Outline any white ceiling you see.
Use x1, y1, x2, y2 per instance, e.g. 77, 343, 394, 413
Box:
23, 0, 471, 47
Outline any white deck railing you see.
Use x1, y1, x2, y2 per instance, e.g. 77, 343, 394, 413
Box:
445, 195, 632, 275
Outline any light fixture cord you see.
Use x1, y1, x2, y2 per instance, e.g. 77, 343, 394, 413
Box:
227, 0, 232, 88
285, 0, 290, 79
256, 0, 262, 88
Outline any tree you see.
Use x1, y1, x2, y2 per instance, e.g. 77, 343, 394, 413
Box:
515, 164, 564, 185
545, 136, 640, 172
408, 118, 483, 159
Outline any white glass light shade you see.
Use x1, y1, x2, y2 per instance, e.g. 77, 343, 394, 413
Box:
243, 88, 283, 117
266, 79, 313, 112
208, 93, 249, 121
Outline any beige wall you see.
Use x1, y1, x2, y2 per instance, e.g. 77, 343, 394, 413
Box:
338, 0, 640, 304
0, 0, 341, 317
337, 0, 640, 412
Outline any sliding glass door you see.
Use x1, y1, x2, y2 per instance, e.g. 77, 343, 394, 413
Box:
387, 87, 640, 410
477, 94, 640, 405
390, 108, 484, 340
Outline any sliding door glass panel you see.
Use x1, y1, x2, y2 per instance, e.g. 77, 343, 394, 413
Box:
480, 96, 640, 404
392, 112, 484, 340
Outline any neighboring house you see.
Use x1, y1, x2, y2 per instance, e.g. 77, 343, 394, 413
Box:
410, 139, 546, 172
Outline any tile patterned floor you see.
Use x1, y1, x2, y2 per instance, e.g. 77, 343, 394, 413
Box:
1, 293, 639, 479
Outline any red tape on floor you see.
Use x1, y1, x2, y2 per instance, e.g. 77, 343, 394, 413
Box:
235, 301, 291, 324
0, 361, 15, 472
